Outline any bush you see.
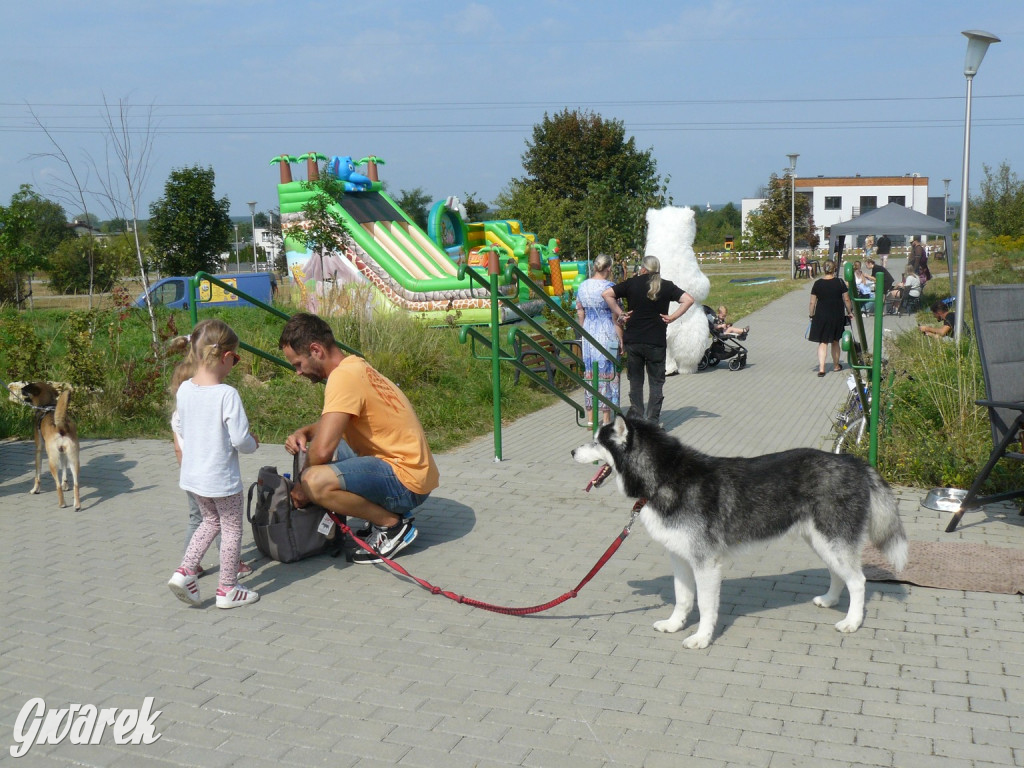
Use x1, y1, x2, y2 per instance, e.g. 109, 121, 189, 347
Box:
47, 235, 136, 294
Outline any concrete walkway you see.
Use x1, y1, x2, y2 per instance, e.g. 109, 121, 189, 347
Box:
2, 266, 1022, 767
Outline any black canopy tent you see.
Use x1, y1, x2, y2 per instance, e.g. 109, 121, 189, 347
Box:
828, 203, 955, 278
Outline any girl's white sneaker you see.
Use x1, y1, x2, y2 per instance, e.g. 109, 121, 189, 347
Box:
216, 584, 259, 609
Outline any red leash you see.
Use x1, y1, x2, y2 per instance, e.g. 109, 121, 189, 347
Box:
331, 497, 645, 616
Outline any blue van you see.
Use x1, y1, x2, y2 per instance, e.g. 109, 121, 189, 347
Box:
135, 272, 277, 310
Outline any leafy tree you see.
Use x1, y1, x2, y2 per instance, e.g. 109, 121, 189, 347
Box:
972, 162, 1024, 237
22, 193, 74, 263
148, 165, 232, 275
495, 108, 668, 259
283, 176, 353, 276
0, 185, 65, 305
393, 187, 433, 230
693, 203, 742, 249
744, 172, 814, 254
48, 234, 138, 294
461, 192, 491, 222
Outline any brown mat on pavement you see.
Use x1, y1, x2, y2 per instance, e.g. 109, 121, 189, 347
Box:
862, 541, 1024, 594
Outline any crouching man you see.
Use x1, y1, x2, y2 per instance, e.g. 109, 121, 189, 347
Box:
279, 313, 439, 563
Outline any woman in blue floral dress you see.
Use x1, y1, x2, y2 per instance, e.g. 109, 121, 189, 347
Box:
576, 254, 622, 426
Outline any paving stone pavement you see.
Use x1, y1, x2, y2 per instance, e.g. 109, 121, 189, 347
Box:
2, 269, 1023, 767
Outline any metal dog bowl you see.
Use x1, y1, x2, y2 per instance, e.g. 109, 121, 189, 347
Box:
921, 487, 970, 512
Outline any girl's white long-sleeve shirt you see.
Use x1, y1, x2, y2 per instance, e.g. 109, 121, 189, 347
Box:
173, 380, 258, 497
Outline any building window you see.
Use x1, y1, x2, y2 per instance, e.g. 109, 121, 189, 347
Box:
888, 196, 905, 206
824, 196, 842, 210
860, 196, 877, 212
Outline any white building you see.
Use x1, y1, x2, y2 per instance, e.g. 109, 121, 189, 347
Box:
253, 226, 282, 270
742, 174, 933, 249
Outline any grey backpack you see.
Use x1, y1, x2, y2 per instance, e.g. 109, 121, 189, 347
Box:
246, 462, 337, 563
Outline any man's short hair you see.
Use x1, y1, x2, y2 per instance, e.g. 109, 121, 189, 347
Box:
279, 312, 336, 354
930, 300, 947, 314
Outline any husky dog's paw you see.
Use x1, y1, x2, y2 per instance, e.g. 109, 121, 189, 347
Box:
812, 594, 839, 608
682, 632, 712, 650
834, 617, 862, 633
653, 617, 685, 633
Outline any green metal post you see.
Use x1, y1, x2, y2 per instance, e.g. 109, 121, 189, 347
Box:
488, 251, 502, 462
869, 275, 884, 466
591, 360, 600, 433
188, 276, 199, 327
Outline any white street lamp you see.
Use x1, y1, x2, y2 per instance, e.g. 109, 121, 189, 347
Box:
787, 153, 799, 278
955, 29, 1000, 343
942, 178, 951, 222
248, 201, 258, 272
234, 224, 240, 272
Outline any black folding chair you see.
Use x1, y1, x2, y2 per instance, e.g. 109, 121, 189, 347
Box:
945, 284, 1024, 532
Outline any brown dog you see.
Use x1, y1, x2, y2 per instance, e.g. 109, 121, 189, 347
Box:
15, 382, 81, 510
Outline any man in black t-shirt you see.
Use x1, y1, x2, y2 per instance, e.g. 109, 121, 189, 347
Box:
920, 301, 971, 341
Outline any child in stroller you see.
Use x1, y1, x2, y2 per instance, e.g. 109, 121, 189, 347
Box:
698, 305, 749, 371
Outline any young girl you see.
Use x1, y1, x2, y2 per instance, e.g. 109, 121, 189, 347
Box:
167, 319, 260, 609
168, 356, 252, 580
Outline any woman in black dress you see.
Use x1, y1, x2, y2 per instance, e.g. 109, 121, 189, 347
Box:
808, 260, 853, 377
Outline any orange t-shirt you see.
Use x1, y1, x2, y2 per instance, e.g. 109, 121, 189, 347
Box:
323, 356, 439, 494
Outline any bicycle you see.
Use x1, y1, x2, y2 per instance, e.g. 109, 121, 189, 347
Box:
832, 374, 870, 453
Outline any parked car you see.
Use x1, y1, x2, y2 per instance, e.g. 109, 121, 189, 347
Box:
135, 272, 277, 311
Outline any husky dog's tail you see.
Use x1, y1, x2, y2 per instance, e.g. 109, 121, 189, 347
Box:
867, 474, 908, 572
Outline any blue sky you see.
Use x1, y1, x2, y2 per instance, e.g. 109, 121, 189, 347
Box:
2, 1, 1022, 220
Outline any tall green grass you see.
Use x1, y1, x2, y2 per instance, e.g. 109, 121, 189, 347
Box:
866, 258, 1024, 495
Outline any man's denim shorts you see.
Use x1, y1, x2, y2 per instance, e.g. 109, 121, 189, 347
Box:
326, 441, 429, 517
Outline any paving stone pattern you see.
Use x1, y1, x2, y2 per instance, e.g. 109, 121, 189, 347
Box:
2, 262, 1022, 767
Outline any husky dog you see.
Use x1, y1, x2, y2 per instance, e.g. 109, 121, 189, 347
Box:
572, 417, 907, 649
9, 381, 81, 510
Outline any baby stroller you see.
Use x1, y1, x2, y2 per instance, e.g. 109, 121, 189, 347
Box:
698, 305, 748, 371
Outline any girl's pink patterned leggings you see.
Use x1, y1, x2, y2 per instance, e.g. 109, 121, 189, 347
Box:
181, 492, 243, 590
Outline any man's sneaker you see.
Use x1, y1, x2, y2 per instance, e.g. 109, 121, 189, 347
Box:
216, 584, 260, 609
352, 520, 417, 564
168, 568, 201, 606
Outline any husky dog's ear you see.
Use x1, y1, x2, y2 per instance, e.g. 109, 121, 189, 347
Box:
611, 415, 629, 444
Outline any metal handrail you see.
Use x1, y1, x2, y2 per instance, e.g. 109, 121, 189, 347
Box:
456, 252, 623, 459
187, 271, 361, 366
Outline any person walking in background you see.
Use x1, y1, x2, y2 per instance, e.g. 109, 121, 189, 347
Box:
863, 234, 875, 259
576, 254, 622, 427
808, 260, 853, 377
875, 234, 892, 268
602, 255, 694, 423
907, 236, 924, 276
168, 319, 260, 609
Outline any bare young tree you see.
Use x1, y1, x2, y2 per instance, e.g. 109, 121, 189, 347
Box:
28, 97, 160, 351
92, 97, 159, 350
27, 105, 99, 309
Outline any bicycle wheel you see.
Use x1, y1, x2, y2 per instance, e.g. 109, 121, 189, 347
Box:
833, 416, 868, 454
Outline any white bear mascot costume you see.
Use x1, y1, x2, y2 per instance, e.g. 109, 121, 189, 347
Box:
644, 206, 711, 375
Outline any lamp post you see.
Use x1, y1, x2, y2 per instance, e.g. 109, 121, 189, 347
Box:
234, 224, 240, 272
247, 201, 258, 272
787, 153, 799, 278
955, 30, 1000, 344
942, 178, 951, 222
